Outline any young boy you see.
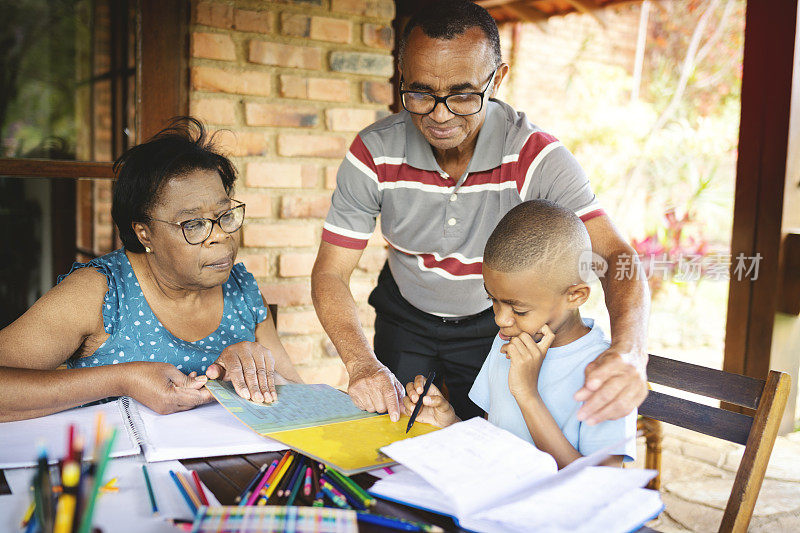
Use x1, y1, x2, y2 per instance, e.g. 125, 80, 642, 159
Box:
402, 200, 637, 468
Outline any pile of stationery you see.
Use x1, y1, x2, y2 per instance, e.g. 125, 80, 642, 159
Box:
173, 450, 442, 533
20, 414, 117, 533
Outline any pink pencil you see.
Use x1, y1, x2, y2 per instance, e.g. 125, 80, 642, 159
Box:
246, 459, 279, 506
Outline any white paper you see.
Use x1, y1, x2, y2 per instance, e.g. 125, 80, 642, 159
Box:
0, 401, 141, 468
131, 400, 288, 462
0, 456, 219, 533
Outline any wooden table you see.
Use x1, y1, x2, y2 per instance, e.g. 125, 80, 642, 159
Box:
181, 452, 467, 532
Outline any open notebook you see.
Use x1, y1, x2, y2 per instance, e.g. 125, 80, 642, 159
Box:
0, 398, 287, 468
370, 417, 664, 533
205, 380, 438, 474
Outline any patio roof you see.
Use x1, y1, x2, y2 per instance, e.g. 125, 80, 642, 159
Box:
474, 0, 641, 24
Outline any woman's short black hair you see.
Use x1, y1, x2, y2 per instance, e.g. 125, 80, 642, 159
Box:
111, 117, 237, 252
398, 0, 502, 68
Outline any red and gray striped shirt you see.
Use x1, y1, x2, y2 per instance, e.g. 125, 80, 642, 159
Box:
322, 99, 604, 317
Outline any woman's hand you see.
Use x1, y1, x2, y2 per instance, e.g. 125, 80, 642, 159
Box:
123, 362, 212, 414
401, 375, 460, 428
205, 341, 278, 403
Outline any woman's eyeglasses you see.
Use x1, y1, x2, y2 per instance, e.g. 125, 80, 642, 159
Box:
149, 200, 246, 245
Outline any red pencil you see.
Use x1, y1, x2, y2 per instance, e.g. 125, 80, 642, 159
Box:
191, 471, 210, 506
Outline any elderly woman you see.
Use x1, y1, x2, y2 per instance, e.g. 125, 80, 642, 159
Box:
0, 118, 301, 422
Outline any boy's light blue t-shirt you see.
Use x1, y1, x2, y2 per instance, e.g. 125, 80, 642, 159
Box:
468, 319, 637, 461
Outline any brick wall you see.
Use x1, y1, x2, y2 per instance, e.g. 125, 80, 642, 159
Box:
188, 0, 394, 388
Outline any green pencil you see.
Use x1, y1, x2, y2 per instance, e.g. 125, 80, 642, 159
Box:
326, 467, 375, 506
142, 465, 159, 515
77, 427, 117, 533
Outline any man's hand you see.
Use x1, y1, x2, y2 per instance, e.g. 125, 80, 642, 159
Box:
502, 326, 555, 400
402, 375, 460, 428
123, 362, 212, 414
206, 341, 277, 403
346, 359, 405, 422
574, 346, 647, 425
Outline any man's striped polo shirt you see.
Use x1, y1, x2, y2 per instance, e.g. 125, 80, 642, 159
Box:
322, 99, 604, 318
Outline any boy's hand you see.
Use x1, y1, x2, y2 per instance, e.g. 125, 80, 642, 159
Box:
402, 375, 460, 428
503, 325, 555, 400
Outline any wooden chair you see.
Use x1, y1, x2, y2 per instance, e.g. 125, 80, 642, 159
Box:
638, 354, 790, 533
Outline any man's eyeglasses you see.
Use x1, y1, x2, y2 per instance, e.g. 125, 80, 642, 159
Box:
149, 200, 246, 245
399, 67, 498, 116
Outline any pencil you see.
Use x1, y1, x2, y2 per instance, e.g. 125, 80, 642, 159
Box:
141, 465, 158, 515
169, 470, 197, 515
20, 501, 35, 528
277, 457, 302, 498
280, 457, 304, 498
321, 473, 366, 510
264, 453, 294, 500
176, 471, 202, 510
236, 463, 267, 504
285, 463, 306, 506
326, 467, 375, 506
191, 471, 210, 506
406, 369, 436, 433
302, 466, 313, 496
77, 427, 117, 533
245, 459, 279, 506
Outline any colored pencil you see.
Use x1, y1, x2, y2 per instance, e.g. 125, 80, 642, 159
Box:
356, 512, 444, 532
277, 457, 302, 498
236, 463, 268, 504
285, 464, 306, 506
321, 474, 366, 510
406, 369, 436, 433
141, 465, 159, 515
176, 471, 201, 510
77, 427, 117, 533
264, 454, 294, 500
302, 466, 313, 496
246, 459, 279, 506
191, 471, 210, 506
281, 457, 304, 498
53, 461, 80, 533
320, 485, 350, 509
169, 470, 197, 515
326, 467, 375, 506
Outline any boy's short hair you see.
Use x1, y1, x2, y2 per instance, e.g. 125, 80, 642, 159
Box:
483, 200, 592, 288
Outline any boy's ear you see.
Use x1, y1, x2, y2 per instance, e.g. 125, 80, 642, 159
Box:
566, 283, 590, 308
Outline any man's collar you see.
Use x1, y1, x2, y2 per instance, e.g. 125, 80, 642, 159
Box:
403, 100, 505, 174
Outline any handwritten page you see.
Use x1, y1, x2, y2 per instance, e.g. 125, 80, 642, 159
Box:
379, 417, 558, 516
205, 381, 376, 434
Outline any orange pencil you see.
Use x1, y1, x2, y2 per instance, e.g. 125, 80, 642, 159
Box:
263, 454, 294, 500
176, 472, 202, 510
191, 471, 209, 506
259, 452, 291, 496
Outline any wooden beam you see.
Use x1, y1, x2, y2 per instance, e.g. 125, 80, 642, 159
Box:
137, 0, 189, 141
0, 159, 114, 179
503, 1, 550, 24
564, 0, 607, 27
724, 0, 798, 380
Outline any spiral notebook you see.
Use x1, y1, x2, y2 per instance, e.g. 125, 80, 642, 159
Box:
0, 397, 287, 468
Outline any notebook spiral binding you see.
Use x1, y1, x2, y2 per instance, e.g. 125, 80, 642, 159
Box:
119, 396, 147, 448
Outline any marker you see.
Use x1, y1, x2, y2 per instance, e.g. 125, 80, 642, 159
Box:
356, 512, 445, 532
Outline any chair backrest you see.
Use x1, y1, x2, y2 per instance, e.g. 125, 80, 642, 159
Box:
639, 355, 791, 533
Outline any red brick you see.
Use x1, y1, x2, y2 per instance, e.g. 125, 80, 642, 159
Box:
238, 254, 268, 278
249, 41, 322, 70
279, 252, 317, 277
362, 23, 393, 50
329, 51, 393, 76
325, 108, 379, 132
192, 32, 236, 61
331, 0, 395, 19
195, 2, 233, 29
212, 130, 270, 157
261, 281, 312, 306
301, 166, 319, 188
192, 66, 271, 96
280, 195, 331, 219
362, 81, 393, 105
281, 13, 310, 37
277, 310, 325, 335
235, 191, 272, 218
243, 223, 316, 247
325, 166, 339, 189
280, 75, 350, 102
246, 162, 304, 188
281, 337, 316, 365
310, 17, 352, 43
296, 359, 348, 388
234, 9, 273, 34
244, 102, 318, 128
277, 134, 347, 158
190, 98, 237, 125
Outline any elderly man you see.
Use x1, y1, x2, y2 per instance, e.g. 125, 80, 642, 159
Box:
312, 0, 649, 423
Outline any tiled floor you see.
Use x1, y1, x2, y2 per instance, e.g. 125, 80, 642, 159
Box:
636, 425, 800, 532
